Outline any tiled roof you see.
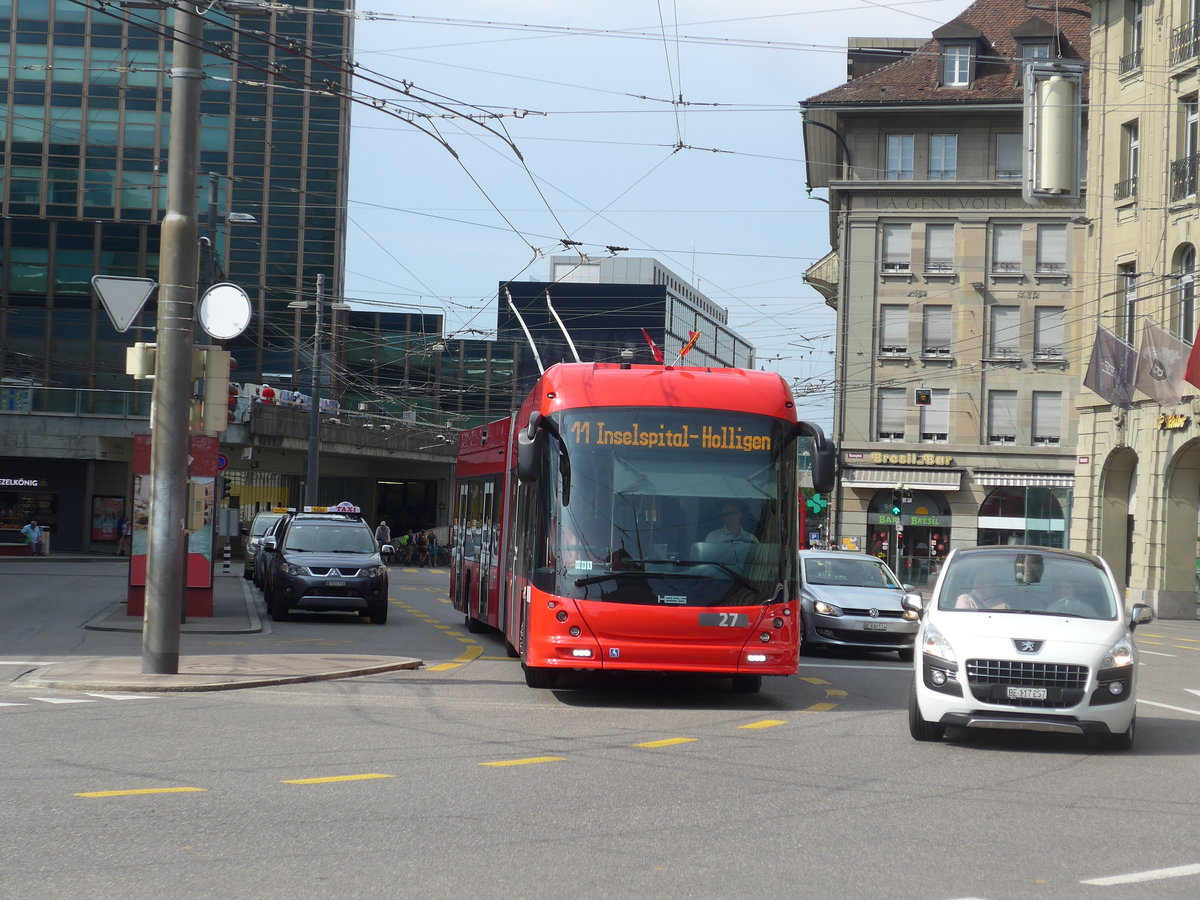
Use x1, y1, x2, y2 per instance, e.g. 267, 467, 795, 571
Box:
803, 0, 1090, 106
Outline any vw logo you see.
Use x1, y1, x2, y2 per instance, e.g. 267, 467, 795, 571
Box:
1013, 639, 1043, 653
869, 608, 880, 618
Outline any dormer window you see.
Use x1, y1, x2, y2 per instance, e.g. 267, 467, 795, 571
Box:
942, 44, 973, 86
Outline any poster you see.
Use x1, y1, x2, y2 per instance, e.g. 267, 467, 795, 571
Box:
91, 495, 124, 542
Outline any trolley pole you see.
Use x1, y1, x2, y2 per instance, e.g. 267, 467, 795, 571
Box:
142, 3, 203, 674
305, 273, 325, 506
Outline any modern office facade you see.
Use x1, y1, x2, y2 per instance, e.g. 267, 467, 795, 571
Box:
803, 0, 1090, 586
1072, 0, 1199, 617
500, 256, 755, 382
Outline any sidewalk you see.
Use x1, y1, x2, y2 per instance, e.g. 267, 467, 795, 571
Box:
13, 566, 422, 693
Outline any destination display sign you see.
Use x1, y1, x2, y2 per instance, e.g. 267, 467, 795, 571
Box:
568, 420, 772, 452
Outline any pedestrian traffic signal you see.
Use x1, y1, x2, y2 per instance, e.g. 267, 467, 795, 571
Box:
890, 489, 901, 516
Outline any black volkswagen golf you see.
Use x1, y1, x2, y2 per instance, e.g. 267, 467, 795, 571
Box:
260, 510, 391, 624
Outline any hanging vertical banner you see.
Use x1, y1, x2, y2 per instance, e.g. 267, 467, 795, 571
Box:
1083, 326, 1138, 410
1134, 321, 1189, 407
1184, 326, 1200, 391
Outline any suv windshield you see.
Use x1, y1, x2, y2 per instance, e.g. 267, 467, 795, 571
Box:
804, 556, 899, 589
938, 551, 1117, 618
283, 522, 376, 555
537, 407, 797, 606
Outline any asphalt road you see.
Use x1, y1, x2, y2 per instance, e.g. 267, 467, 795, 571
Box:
2, 560, 1200, 899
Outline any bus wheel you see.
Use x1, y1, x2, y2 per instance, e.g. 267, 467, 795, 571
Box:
731, 675, 762, 693
465, 614, 487, 634
523, 664, 558, 689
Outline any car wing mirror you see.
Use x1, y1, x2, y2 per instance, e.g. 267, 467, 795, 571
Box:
901, 592, 924, 618
262, 536, 278, 552
381, 544, 394, 554
1129, 603, 1153, 631
794, 421, 836, 494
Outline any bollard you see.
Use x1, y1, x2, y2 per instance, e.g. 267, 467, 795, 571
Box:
222, 541, 231, 574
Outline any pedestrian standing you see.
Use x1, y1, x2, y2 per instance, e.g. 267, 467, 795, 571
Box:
375, 520, 392, 563
21, 518, 44, 556
116, 515, 131, 556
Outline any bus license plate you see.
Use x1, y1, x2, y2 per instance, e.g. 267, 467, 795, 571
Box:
862, 621, 888, 631
1006, 686, 1047, 700
326, 580, 346, 587
698, 613, 749, 627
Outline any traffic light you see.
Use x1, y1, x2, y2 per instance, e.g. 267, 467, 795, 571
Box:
890, 489, 901, 516
901, 488, 913, 504
194, 346, 232, 435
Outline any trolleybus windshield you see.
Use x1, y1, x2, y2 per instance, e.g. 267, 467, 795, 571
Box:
542, 408, 797, 606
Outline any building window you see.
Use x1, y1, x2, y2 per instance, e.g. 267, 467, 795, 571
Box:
1170, 0, 1199, 66
1036, 224, 1067, 274
1117, 121, 1139, 201
879, 304, 908, 356
929, 134, 958, 179
877, 388, 906, 441
923, 305, 953, 356
1118, 263, 1139, 345
886, 134, 914, 180
924, 224, 955, 273
995, 133, 1023, 180
1120, 0, 1144, 73
919, 389, 949, 443
1034, 306, 1066, 359
1032, 392, 1063, 446
989, 306, 1021, 359
1018, 41, 1052, 82
881, 223, 912, 272
987, 390, 1017, 444
942, 44, 972, 86
991, 223, 1023, 273
1175, 244, 1197, 338
1173, 98, 1198, 201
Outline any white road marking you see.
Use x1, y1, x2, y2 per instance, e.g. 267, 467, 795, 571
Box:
1138, 650, 1177, 657
0, 660, 57, 666
84, 693, 159, 701
29, 697, 95, 705
1138, 699, 1200, 717
1082, 862, 1200, 886
1187, 689, 1200, 698
801, 662, 912, 672
0, 702, 29, 707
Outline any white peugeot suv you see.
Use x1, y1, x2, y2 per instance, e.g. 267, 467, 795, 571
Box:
904, 546, 1152, 750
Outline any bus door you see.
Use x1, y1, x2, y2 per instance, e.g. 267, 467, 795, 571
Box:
452, 482, 468, 614
478, 481, 495, 625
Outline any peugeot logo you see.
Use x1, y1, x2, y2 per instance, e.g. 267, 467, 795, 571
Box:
869, 608, 880, 618
1013, 639, 1043, 653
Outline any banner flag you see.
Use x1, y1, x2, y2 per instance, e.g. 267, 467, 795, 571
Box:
640, 328, 664, 363
1134, 321, 1189, 407
679, 330, 701, 357
1082, 326, 1138, 410
1184, 325, 1200, 391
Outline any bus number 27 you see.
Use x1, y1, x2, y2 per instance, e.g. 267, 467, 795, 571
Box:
699, 613, 749, 627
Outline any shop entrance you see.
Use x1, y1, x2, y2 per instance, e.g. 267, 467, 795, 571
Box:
867, 489, 951, 588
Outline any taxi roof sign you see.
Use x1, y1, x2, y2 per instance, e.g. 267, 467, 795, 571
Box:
303, 502, 361, 514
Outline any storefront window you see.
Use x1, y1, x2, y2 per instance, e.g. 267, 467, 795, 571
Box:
977, 486, 1070, 548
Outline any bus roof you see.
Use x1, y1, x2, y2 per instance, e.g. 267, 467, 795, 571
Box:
532, 363, 795, 419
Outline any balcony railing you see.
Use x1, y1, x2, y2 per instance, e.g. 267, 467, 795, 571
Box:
1114, 175, 1138, 201
0, 386, 152, 417
1170, 19, 1199, 66
1118, 48, 1142, 74
1170, 153, 1198, 202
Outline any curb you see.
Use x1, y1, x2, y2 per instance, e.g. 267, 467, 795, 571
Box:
81, 578, 265, 635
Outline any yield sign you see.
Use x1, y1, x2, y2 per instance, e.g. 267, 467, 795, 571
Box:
92, 275, 156, 333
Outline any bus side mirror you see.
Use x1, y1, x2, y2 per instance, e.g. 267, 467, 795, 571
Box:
796, 421, 837, 494
517, 412, 544, 483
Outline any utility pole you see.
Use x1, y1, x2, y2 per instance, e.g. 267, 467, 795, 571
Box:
142, 2, 202, 675
305, 273, 325, 506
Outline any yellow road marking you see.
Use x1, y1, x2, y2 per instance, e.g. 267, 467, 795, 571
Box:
632, 738, 697, 749
1173, 637, 1200, 643
825, 689, 847, 697
800, 677, 830, 685
76, 787, 205, 798
455, 645, 483, 663
739, 719, 787, 730
1138, 640, 1166, 645
456, 637, 480, 644
480, 757, 564, 767
426, 663, 463, 672
804, 702, 838, 712
481, 655, 521, 661
1173, 645, 1200, 652
281, 774, 394, 785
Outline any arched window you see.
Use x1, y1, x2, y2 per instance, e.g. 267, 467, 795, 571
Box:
1175, 244, 1196, 338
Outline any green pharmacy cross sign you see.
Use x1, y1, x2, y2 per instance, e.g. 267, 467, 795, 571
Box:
806, 493, 828, 515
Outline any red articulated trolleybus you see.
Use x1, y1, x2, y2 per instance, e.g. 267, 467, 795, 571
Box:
451, 362, 835, 692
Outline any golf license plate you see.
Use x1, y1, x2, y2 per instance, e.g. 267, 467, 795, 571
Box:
1006, 686, 1047, 700
862, 621, 888, 631
325, 580, 346, 587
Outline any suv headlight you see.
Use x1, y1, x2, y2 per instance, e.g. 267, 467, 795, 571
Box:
281, 562, 310, 576
921, 620, 956, 662
1102, 636, 1135, 668
364, 566, 385, 577
813, 600, 843, 616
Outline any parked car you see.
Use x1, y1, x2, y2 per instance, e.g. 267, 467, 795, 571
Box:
905, 545, 1152, 750
243, 510, 286, 582
798, 550, 922, 660
259, 508, 392, 624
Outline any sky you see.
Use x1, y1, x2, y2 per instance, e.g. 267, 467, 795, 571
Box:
342, 1, 973, 430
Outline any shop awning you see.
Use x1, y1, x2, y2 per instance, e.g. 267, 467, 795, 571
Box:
972, 471, 1075, 488
841, 468, 962, 491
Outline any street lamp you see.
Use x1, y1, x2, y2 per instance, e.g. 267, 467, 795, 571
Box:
288, 273, 350, 505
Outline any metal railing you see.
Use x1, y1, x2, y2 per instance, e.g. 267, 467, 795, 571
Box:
0, 386, 152, 417
1114, 175, 1138, 201
1170, 19, 1199, 66
1118, 48, 1142, 74
1170, 154, 1198, 202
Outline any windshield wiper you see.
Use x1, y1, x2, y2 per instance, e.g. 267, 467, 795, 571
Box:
616, 558, 760, 594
